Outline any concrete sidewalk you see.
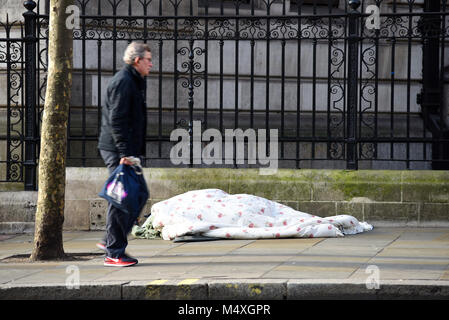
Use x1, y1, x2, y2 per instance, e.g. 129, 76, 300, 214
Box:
0, 227, 449, 300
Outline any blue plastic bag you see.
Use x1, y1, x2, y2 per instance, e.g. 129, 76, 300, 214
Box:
99, 163, 149, 217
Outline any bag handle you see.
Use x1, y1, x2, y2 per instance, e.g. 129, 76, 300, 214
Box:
124, 156, 143, 175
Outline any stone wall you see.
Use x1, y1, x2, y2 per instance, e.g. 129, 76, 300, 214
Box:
0, 168, 448, 233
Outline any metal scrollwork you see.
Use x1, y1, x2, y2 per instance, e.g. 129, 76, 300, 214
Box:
209, 18, 236, 39
177, 44, 206, 92
179, 18, 205, 39
327, 35, 346, 160
270, 18, 297, 39
146, 18, 174, 40
239, 18, 267, 39
0, 17, 25, 182
359, 38, 377, 160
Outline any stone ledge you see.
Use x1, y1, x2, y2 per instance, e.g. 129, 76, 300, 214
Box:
0, 222, 35, 234
2, 279, 449, 300
0, 168, 448, 232
0, 282, 124, 300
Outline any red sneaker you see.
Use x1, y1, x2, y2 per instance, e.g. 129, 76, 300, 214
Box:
104, 255, 138, 267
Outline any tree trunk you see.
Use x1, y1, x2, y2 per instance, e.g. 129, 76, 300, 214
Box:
30, 0, 73, 261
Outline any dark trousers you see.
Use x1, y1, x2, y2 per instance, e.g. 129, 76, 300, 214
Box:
99, 150, 139, 258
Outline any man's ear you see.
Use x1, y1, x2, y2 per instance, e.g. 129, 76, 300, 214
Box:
133, 56, 140, 65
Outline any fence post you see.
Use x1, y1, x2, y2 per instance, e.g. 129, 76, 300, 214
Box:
188, 39, 195, 167
346, 0, 361, 170
417, 0, 448, 169
23, 1, 38, 190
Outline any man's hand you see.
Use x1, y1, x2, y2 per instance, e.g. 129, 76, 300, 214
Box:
120, 157, 134, 166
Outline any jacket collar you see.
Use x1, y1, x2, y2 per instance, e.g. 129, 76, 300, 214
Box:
125, 64, 145, 89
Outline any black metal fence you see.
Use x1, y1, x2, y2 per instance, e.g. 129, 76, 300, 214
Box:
0, 16, 23, 186
0, 0, 448, 190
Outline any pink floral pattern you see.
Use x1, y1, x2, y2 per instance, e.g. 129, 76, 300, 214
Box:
148, 189, 373, 240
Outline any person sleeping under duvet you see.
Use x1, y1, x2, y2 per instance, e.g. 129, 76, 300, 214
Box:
133, 188, 373, 241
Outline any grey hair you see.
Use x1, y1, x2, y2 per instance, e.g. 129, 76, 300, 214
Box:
123, 42, 151, 65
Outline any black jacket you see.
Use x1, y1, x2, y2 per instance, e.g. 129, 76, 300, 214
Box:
98, 64, 147, 158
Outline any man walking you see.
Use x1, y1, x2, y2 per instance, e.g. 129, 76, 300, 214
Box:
97, 42, 153, 267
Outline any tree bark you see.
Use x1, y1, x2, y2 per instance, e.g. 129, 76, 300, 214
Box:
30, 0, 73, 261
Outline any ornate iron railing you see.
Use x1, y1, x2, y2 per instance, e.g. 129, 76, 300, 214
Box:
0, 0, 448, 190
